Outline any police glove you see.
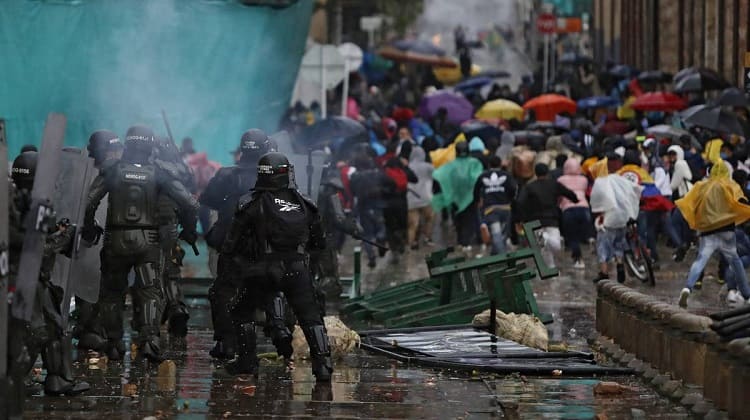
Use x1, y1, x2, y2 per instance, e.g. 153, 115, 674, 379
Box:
81, 220, 104, 245
179, 229, 198, 246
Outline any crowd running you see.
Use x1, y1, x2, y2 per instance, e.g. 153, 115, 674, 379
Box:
279, 53, 750, 311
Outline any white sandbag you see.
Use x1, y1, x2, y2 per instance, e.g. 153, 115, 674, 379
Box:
472, 309, 549, 351
292, 315, 361, 360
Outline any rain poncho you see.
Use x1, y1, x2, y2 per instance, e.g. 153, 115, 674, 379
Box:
432, 155, 484, 213
590, 174, 642, 229
676, 140, 750, 232
429, 133, 466, 168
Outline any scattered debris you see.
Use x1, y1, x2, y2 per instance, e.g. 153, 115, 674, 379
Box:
472, 309, 549, 351
552, 369, 563, 376
157, 360, 177, 392
593, 381, 635, 395
292, 316, 360, 359
240, 385, 257, 397
123, 383, 138, 397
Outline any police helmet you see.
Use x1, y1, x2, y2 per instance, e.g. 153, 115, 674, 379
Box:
87, 130, 120, 163
239, 129, 272, 162
12, 151, 37, 190
255, 152, 293, 190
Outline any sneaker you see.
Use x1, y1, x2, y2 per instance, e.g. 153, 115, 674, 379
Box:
593, 272, 609, 283
727, 290, 741, 304
679, 288, 690, 308
462, 245, 472, 253
573, 260, 585, 270
715, 277, 726, 285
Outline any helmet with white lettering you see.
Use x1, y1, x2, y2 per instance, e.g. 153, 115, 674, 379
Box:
87, 130, 120, 165
122, 125, 155, 163
255, 152, 293, 190
12, 151, 37, 190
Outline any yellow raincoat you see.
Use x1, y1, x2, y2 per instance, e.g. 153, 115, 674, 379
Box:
430, 133, 467, 168
676, 140, 750, 232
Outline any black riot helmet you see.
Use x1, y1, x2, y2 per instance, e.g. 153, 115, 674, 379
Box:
239, 128, 272, 164
255, 152, 294, 190
455, 140, 469, 157
122, 125, 155, 163
155, 136, 182, 163
87, 129, 120, 165
12, 151, 37, 190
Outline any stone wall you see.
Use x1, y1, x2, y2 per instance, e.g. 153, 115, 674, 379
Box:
596, 281, 750, 418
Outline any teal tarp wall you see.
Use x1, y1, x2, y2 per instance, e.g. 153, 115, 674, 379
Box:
0, 0, 312, 164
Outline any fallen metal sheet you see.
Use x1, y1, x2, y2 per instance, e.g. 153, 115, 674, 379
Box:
361, 326, 634, 377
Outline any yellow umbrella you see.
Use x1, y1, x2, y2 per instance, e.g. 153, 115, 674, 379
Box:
475, 99, 524, 121
433, 64, 481, 85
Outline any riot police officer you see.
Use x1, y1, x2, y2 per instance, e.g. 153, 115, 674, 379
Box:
6, 151, 89, 406
154, 136, 197, 337
75, 130, 121, 349
222, 152, 333, 381
83, 125, 198, 362
199, 128, 273, 359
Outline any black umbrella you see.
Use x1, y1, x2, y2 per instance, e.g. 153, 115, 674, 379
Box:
461, 120, 503, 141
715, 87, 749, 107
637, 70, 672, 83
673, 68, 730, 93
681, 105, 744, 136
392, 39, 446, 56
559, 52, 593, 65
301, 116, 368, 149
608, 64, 636, 78
476, 70, 511, 78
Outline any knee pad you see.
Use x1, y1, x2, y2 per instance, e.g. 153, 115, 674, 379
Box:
134, 262, 160, 289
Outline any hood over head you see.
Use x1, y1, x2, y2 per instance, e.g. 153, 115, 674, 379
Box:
563, 157, 581, 175
667, 144, 685, 161
410, 145, 426, 163
469, 136, 485, 153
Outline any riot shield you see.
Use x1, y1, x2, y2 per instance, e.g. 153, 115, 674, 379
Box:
69, 173, 105, 305
49, 148, 96, 324
0, 119, 9, 382
272, 130, 327, 202
11, 113, 67, 322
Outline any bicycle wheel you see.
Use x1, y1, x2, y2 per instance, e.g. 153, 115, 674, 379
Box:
624, 250, 648, 281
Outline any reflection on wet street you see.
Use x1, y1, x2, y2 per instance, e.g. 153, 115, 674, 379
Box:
24, 231, 709, 419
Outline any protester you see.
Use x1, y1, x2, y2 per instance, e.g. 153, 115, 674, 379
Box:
407, 146, 435, 249
475, 155, 517, 255
517, 163, 579, 268
557, 157, 591, 268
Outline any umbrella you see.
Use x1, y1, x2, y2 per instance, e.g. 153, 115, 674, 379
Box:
455, 76, 494, 92
476, 70, 511, 78
637, 70, 672, 83
523, 94, 577, 122
475, 99, 524, 121
630, 92, 687, 112
680, 105, 744, 136
526, 121, 569, 133
433, 64, 481, 84
599, 120, 631, 136
577, 96, 619, 110
460, 120, 503, 141
673, 68, 730, 93
609, 64, 636, 78
646, 124, 702, 150
418, 91, 473, 125
301, 116, 367, 149
715, 87, 749, 107
377, 46, 457, 68
559, 52, 593, 65
392, 39, 446, 56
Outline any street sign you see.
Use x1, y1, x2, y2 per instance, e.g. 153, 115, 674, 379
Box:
536, 13, 557, 34
300, 44, 346, 90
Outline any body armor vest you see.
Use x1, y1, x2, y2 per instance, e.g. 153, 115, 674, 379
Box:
106, 162, 159, 229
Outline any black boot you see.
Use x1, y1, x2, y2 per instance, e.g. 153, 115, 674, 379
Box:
209, 338, 237, 360
164, 276, 190, 338
266, 295, 293, 360
226, 322, 258, 375
42, 337, 90, 396
77, 331, 107, 352
138, 334, 164, 364
303, 325, 333, 382
105, 339, 126, 361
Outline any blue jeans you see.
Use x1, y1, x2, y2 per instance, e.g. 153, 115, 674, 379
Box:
638, 209, 682, 262
725, 255, 750, 294
482, 208, 511, 255
357, 207, 385, 261
686, 231, 750, 298
561, 207, 591, 260
671, 208, 694, 246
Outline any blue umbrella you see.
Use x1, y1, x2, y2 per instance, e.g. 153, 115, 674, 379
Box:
392, 39, 446, 56
455, 76, 493, 92
577, 96, 619, 110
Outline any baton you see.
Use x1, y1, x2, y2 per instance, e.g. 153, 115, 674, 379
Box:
190, 243, 200, 256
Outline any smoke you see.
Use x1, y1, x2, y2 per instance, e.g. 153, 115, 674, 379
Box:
416, 0, 533, 88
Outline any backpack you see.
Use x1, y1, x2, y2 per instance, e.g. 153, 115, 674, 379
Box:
384, 166, 408, 193
258, 191, 311, 252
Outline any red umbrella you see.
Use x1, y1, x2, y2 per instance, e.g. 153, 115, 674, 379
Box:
392, 107, 415, 123
522, 94, 577, 122
600, 120, 631, 135
630, 92, 687, 112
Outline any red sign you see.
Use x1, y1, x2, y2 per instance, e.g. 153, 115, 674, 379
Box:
536, 13, 557, 34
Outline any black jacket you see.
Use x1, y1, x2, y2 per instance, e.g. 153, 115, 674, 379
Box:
517, 177, 578, 227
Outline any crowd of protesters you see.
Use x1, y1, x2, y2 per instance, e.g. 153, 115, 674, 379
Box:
276, 53, 750, 310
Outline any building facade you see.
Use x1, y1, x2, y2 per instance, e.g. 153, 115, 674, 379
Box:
592, 0, 750, 86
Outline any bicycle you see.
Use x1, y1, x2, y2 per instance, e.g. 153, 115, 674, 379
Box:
624, 218, 655, 286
